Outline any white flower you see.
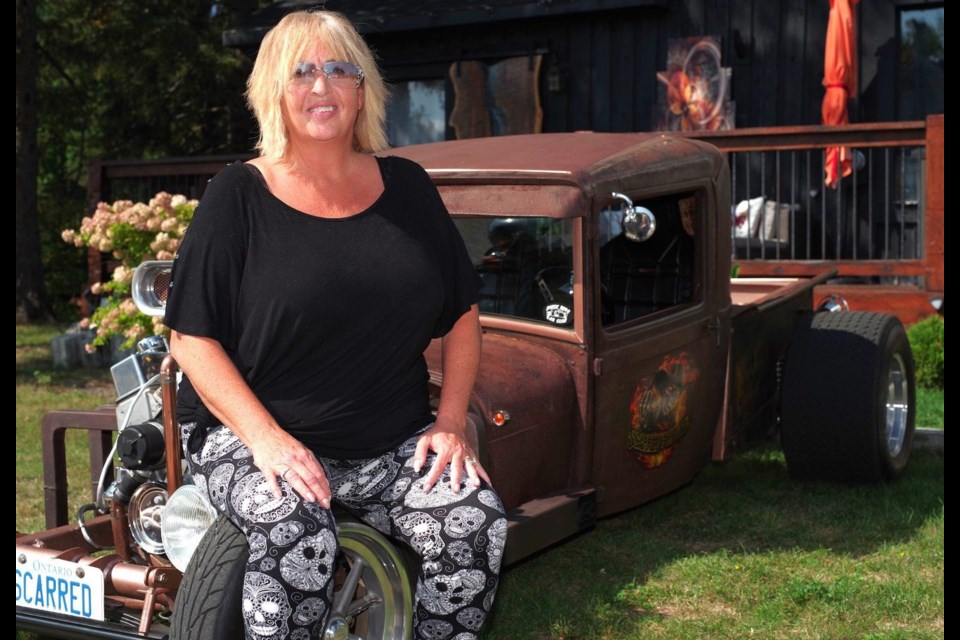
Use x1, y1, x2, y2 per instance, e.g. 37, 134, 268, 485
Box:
120, 299, 137, 316
112, 265, 133, 285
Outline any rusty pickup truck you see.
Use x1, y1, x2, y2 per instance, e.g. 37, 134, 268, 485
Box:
17, 133, 915, 639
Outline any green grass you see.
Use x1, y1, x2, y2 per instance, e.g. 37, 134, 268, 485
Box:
484, 446, 944, 639
917, 387, 944, 429
16, 324, 945, 639
16, 324, 114, 532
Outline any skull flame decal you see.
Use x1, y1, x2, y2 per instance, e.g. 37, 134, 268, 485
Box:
627, 353, 700, 468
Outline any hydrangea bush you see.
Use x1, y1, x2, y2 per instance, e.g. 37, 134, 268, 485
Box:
62, 192, 197, 351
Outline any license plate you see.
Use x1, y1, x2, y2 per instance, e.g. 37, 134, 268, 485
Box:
16, 550, 105, 621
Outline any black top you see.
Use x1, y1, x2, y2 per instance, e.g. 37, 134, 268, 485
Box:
164, 156, 478, 458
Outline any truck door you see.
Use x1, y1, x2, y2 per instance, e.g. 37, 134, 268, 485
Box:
591, 189, 731, 516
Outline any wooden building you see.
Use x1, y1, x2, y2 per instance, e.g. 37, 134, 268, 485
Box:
224, 0, 943, 137
92, 1, 944, 323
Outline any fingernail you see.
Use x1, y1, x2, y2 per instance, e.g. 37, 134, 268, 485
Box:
422, 483, 432, 493
321, 498, 330, 509
413, 463, 422, 473
305, 494, 315, 503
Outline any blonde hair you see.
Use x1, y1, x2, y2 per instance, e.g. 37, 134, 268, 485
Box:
246, 10, 390, 157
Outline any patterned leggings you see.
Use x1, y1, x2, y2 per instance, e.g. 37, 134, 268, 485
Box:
181, 422, 506, 640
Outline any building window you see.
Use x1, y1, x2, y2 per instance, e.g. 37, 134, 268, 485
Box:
898, 5, 944, 120
386, 79, 446, 146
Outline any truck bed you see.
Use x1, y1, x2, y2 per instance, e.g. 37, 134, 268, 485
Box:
718, 273, 834, 460
731, 277, 817, 314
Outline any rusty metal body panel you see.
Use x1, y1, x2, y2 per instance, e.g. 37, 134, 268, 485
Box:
425, 332, 583, 511
587, 152, 732, 516
388, 133, 726, 218
713, 274, 831, 459
408, 133, 734, 518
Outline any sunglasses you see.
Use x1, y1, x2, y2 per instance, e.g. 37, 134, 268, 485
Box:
291, 61, 364, 88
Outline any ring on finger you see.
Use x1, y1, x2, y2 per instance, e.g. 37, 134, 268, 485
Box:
281, 467, 292, 481
464, 456, 477, 465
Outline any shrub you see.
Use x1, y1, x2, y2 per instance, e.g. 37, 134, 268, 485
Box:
62, 192, 197, 350
907, 315, 944, 390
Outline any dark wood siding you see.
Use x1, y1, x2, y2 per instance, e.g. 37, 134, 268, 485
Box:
351, 0, 927, 134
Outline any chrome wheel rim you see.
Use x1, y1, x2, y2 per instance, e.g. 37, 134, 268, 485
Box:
324, 522, 413, 640
884, 352, 909, 458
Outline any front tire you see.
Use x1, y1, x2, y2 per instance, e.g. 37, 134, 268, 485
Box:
781, 312, 916, 482
170, 516, 245, 640
170, 516, 415, 640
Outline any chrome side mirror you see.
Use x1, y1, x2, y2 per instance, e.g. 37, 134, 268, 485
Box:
132, 260, 174, 317
612, 192, 656, 242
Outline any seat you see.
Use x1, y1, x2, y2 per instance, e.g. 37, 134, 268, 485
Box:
600, 226, 694, 324
476, 230, 540, 318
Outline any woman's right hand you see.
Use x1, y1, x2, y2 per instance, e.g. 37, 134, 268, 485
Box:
250, 427, 332, 507
171, 331, 332, 508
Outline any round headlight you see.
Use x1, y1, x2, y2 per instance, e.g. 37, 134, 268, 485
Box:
160, 484, 219, 572
131, 260, 173, 317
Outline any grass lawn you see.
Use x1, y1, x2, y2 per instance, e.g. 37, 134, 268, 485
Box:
484, 445, 943, 639
916, 387, 945, 429
17, 324, 944, 639
16, 324, 114, 532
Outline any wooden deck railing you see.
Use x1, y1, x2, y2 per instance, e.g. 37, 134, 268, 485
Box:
87, 116, 944, 324
680, 114, 943, 323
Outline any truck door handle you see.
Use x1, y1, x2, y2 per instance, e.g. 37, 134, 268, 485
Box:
706, 317, 721, 346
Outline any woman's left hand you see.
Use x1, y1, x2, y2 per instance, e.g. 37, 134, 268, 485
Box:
413, 417, 490, 494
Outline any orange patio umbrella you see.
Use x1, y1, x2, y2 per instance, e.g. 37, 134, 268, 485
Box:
822, 0, 859, 188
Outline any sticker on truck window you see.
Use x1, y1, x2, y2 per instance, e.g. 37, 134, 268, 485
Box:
627, 353, 701, 469
544, 304, 572, 325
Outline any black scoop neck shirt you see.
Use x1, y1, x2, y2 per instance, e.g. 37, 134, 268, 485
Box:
163, 156, 478, 459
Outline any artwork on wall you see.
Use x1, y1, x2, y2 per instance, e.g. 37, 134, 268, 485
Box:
655, 36, 735, 131
448, 55, 543, 139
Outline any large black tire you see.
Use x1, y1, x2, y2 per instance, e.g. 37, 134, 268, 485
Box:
170, 515, 245, 640
781, 311, 916, 482
170, 515, 415, 640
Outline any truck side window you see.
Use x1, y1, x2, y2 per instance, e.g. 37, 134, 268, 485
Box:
453, 216, 576, 327
599, 194, 697, 326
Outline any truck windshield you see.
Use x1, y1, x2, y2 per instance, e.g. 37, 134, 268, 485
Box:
452, 216, 576, 328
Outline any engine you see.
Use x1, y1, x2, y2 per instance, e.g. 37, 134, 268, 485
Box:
96, 335, 172, 555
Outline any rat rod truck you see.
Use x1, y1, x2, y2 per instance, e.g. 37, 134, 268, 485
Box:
17, 133, 915, 639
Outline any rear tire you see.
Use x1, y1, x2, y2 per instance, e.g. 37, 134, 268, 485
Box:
781, 312, 916, 482
170, 515, 415, 640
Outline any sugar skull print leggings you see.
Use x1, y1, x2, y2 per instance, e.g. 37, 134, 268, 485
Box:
181, 422, 507, 640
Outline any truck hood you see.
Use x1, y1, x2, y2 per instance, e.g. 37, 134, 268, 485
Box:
426, 331, 577, 428
425, 331, 579, 508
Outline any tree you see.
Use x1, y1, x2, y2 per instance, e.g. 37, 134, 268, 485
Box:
17, 0, 45, 322
24, 0, 260, 320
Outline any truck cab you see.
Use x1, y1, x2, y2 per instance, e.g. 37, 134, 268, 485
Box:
392, 132, 734, 557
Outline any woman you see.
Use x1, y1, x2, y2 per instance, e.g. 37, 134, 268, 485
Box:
164, 10, 505, 640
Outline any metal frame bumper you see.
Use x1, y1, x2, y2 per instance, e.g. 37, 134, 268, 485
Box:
17, 607, 169, 640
